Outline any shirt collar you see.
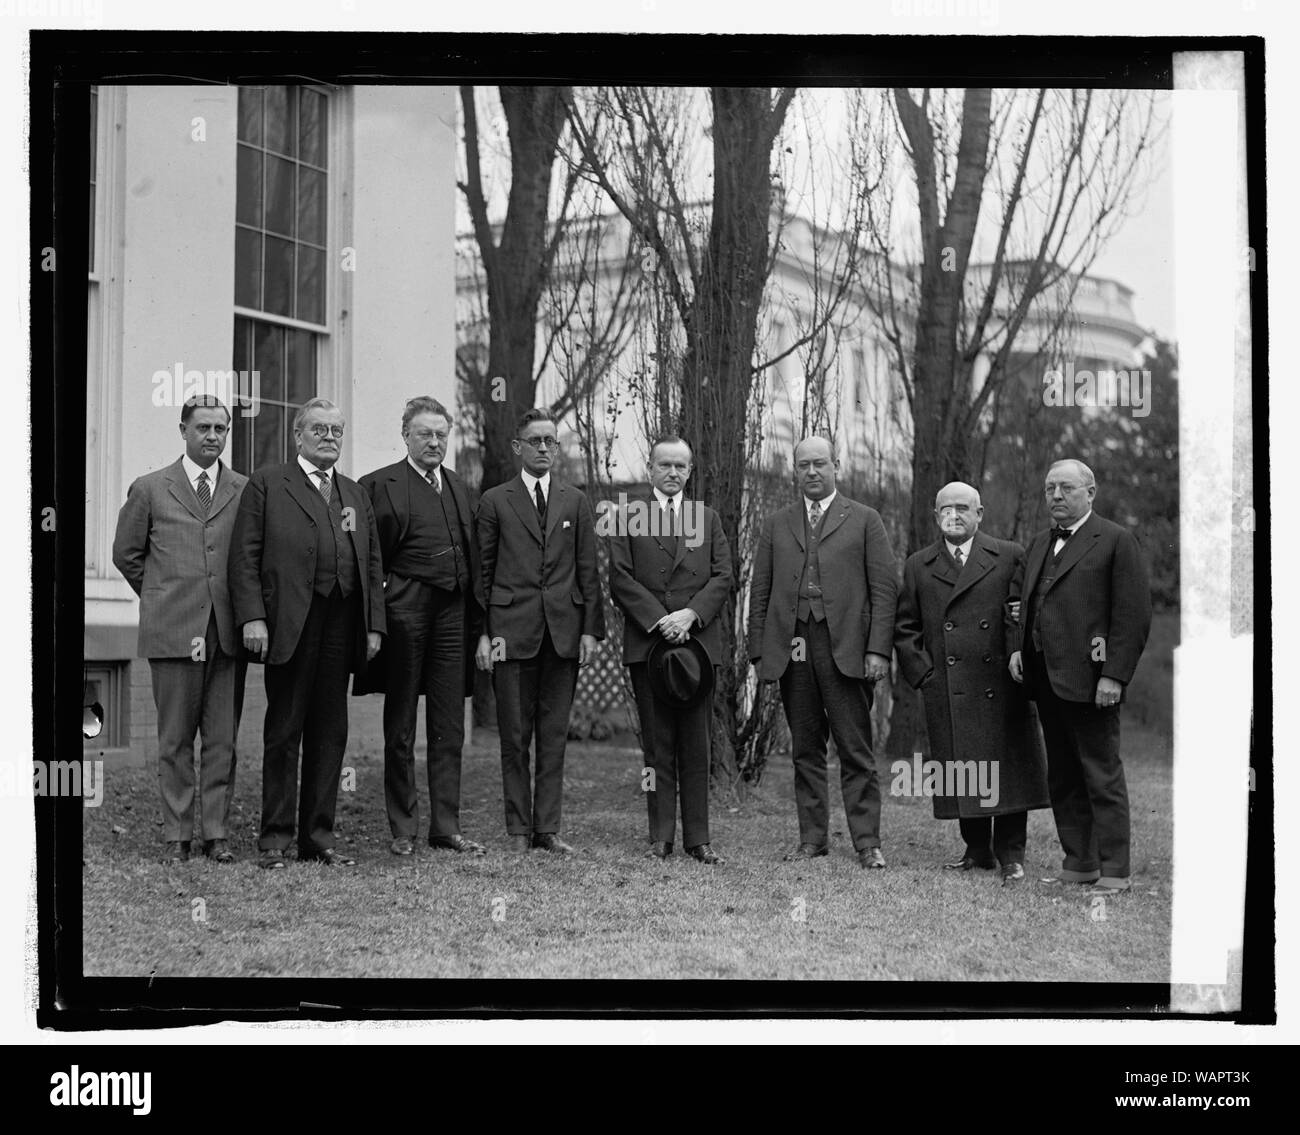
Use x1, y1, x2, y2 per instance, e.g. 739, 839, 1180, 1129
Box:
1063, 510, 1092, 535
945, 535, 974, 559
653, 487, 681, 510
804, 489, 836, 515
181, 454, 218, 489
408, 456, 440, 483
298, 453, 331, 481
521, 470, 551, 496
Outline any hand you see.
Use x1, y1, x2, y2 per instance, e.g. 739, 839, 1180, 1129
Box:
475, 633, 494, 673
864, 652, 890, 684
1008, 651, 1023, 683
1007, 600, 1022, 624
654, 609, 696, 643
365, 632, 382, 663
579, 634, 599, 665
1095, 675, 1123, 709
242, 619, 269, 660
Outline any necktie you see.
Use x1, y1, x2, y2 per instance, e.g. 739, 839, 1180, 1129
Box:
427, 468, 441, 494
809, 500, 822, 531
1051, 526, 1072, 544
952, 545, 964, 570
196, 471, 211, 513
666, 499, 677, 535
534, 481, 547, 521
315, 470, 331, 505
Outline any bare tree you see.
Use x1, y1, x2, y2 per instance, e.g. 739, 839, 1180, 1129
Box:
856, 85, 1161, 758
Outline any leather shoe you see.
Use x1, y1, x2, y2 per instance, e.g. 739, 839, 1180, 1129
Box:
944, 853, 996, 870
162, 840, 190, 864
303, 848, 356, 867
1000, 863, 1026, 886
687, 844, 722, 865
509, 834, 532, 853
258, 848, 288, 870
1039, 872, 1100, 887
645, 841, 673, 859
784, 843, 829, 861
202, 838, 235, 863
532, 833, 573, 854
389, 837, 414, 856
1088, 878, 1132, 895
858, 847, 887, 869
430, 834, 486, 855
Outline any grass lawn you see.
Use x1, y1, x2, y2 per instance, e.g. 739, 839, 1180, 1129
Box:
82, 692, 1172, 982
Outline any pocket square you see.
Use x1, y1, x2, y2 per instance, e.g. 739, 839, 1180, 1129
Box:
563, 520, 571, 529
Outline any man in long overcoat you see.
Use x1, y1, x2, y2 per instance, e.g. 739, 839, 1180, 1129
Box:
894, 481, 1049, 885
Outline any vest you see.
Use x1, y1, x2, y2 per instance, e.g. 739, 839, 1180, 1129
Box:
1028, 541, 1068, 651
305, 467, 359, 599
389, 463, 469, 591
796, 504, 827, 623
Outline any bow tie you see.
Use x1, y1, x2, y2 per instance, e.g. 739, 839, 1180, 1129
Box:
1050, 527, 1073, 543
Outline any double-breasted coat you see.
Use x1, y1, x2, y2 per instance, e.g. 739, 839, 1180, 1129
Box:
894, 530, 1049, 819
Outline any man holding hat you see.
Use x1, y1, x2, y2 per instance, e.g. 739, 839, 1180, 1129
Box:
608, 436, 733, 863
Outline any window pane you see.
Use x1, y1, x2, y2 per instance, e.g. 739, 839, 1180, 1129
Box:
286, 328, 317, 405
233, 317, 253, 416
299, 89, 326, 168
253, 321, 285, 404
264, 154, 295, 237
255, 404, 285, 469
238, 87, 263, 145
295, 244, 325, 325
231, 409, 249, 474
235, 145, 263, 227
297, 166, 325, 246
234, 228, 262, 309
263, 235, 294, 317
90, 88, 97, 169
264, 85, 292, 156
284, 408, 300, 463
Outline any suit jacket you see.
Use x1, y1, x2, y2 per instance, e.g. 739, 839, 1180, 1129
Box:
895, 530, 1049, 818
112, 457, 248, 658
747, 493, 898, 681
607, 494, 732, 666
476, 474, 605, 661
352, 459, 483, 697
227, 460, 386, 668
1017, 511, 1152, 703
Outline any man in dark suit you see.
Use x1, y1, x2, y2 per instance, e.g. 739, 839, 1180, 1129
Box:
608, 436, 732, 864
356, 396, 484, 858
229, 397, 385, 869
112, 395, 247, 864
474, 409, 605, 854
746, 436, 898, 868
1009, 459, 1151, 895
894, 481, 1049, 886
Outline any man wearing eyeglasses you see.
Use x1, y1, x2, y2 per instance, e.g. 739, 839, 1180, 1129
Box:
1008, 459, 1151, 896
894, 481, 1049, 886
229, 397, 385, 869
355, 397, 485, 858
474, 409, 605, 854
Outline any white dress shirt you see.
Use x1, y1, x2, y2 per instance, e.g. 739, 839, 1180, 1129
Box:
298, 453, 334, 495
1053, 510, 1092, 556
945, 536, 974, 565
521, 470, 551, 504
803, 488, 837, 526
181, 454, 218, 497
408, 455, 441, 492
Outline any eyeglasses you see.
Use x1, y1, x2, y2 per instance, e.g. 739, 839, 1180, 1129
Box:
1043, 482, 1085, 496
304, 425, 345, 439
516, 437, 560, 451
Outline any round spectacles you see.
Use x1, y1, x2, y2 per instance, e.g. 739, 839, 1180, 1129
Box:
517, 437, 559, 451
305, 425, 345, 439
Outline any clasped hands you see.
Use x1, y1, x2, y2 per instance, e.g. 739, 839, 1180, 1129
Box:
654, 608, 698, 645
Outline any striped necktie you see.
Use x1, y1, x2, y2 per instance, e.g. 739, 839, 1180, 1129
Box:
196, 470, 211, 513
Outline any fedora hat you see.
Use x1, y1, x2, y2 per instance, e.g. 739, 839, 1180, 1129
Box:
646, 635, 714, 709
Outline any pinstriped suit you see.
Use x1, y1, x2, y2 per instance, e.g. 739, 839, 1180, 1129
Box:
1018, 511, 1151, 881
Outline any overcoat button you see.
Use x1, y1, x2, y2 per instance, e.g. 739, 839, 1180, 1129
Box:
946, 656, 956, 666
985, 689, 994, 698
944, 621, 954, 631
980, 619, 990, 629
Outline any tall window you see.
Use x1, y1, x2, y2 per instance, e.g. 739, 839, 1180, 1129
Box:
232, 85, 328, 472
89, 85, 97, 273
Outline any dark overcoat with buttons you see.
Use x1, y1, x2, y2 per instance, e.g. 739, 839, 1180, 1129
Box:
894, 530, 1049, 819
